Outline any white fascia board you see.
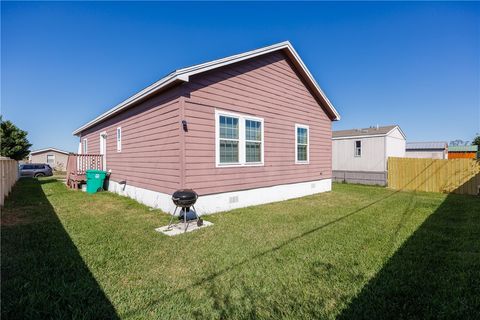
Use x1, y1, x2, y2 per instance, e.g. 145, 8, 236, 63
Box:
332, 134, 388, 140
386, 125, 407, 140
178, 41, 340, 121
73, 41, 340, 136
30, 148, 70, 155
284, 43, 341, 121
72, 75, 187, 135
178, 41, 292, 76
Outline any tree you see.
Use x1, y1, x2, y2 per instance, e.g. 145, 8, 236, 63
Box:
0, 117, 32, 160
472, 135, 480, 148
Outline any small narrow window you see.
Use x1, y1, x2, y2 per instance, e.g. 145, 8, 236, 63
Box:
116, 127, 122, 152
245, 120, 262, 163
354, 140, 362, 157
295, 124, 309, 163
82, 138, 88, 154
219, 116, 239, 163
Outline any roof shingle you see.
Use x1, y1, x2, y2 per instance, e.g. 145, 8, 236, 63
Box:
332, 125, 398, 138
406, 142, 447, 150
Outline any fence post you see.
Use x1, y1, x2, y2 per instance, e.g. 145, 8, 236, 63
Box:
388, 157, 480, 195
1, 159, 4, 206
1, 157, 18, 206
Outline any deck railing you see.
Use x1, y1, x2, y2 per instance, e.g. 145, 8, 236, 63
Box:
66, 153, 103, 188
67, 153, 103, 175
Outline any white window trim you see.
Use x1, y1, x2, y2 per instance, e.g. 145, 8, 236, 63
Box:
354, 140, 362, 157
295, 124, 309, 164
215, 109, 264, 167
116, 127, 122, 152
82, 138, 88, 154
99, 131, 107, 170
47, 154, 55, 164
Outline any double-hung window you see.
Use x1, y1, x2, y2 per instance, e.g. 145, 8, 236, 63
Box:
354, 140, 361, 157
116, 127, 122, 152
245, 120, 262, 163
219, 115, 239, 163
216, 110, 264, 166
295, 124, 309, 163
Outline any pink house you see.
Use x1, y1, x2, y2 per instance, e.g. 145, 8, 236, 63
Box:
72, 41, 340, 214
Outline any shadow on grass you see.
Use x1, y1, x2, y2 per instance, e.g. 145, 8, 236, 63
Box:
123, 163, 443, 317
121, 161, 479, 318
338, 192, 480, 319
123, 185, 421, 318
38, 177, 60, 185
1, 178, 119, 319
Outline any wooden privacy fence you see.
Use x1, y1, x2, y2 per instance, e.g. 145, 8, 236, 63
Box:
1, 157, 19, 206
388, 157, 480, 195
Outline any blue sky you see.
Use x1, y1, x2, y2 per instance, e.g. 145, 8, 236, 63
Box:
2, 1, 479, 152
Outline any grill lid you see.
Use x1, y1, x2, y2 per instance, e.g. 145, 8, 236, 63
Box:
172, 189, 198, 206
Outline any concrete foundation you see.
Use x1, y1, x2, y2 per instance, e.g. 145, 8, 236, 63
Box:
333, 170, 387, 186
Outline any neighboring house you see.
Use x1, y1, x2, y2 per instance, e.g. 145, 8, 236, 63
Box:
332, 125, 406, 186
405, 141, 448, 159
72, 41, 340, 214
448, 145, 478, 159
29, 148, 70, 171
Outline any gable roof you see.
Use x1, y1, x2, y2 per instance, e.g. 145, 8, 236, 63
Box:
73, 41, 340, 135
332, 125, 406, 139
30, 147, 70, 155
406, 141, 447, 150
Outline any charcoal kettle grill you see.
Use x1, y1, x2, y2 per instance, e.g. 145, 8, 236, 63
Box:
168, 189, 203, 232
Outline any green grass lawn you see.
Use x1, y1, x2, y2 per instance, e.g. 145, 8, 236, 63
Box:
1, 179, 479, 319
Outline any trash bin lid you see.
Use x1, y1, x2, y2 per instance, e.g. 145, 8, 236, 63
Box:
86, 169, 107, 174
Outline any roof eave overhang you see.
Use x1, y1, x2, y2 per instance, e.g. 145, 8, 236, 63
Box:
332, 133, 388, 140
406, 148, 446, 151
30, 148, 70, 155
280, 44, 340, 121
72, 76, 187, 135
386, 125, 407, 140
73, 41, 340, 136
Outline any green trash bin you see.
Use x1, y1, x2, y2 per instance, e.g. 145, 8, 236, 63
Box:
86, 169, 107, 194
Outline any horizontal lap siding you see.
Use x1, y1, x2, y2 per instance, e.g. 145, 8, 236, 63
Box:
30, 151, 69, 170
183, 51, 332, 195
80, 89, 181, 194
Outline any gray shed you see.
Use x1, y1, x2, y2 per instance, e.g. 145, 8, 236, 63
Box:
405, 142, 448, 159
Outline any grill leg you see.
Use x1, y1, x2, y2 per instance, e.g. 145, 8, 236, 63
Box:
184, 207, 189, 232
167, 206, 178, 229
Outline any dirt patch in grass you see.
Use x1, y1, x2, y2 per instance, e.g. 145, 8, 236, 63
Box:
1, 206, 49, 226
0, 212, 29, 226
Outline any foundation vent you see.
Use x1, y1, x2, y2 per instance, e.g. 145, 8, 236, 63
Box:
229, 195, 239, 204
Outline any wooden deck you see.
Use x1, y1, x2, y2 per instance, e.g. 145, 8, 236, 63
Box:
66, 153, 103, 189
